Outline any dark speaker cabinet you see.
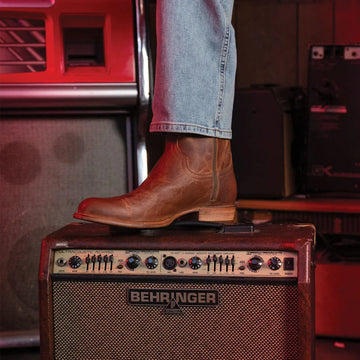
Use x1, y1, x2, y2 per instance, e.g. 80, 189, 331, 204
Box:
231, 86, 306, 199
306, 44, 360, 194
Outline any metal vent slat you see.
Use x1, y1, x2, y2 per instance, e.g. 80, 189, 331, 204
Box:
1, 27, 45, 31
0, 17, 46, 73
0, 60, 46, 64
0, 43, 46, 47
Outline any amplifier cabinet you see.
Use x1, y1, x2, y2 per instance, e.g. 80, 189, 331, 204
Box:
39, 223, 315, 360
306, 44, 360, 194
231, 86, 305, 198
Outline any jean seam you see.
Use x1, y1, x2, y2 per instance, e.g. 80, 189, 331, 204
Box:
149, 122, 232, 138
215, 24, 231, 130
150, 122, 232, 133
219, 0, 232, 24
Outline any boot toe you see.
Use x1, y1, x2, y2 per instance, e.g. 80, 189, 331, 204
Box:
74, 197, 114, 220
77, 197, 100, 215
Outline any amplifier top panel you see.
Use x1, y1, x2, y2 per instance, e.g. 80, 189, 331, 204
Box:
53, 248, 298, 278
44, 222, 315, 250
41, 222, 315, 283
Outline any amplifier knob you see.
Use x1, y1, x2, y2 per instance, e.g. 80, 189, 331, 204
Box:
248, 256, 263, 271
189, 256, 202, 270
126, 255, 141, 270
268, 257, 282, 270
145, 256, 158, 269
68, 256, 82, 269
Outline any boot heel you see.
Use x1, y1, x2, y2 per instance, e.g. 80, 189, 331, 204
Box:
198, 205, 237, 222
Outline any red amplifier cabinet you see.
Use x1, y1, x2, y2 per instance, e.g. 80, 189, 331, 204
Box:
39, 222, 316, 360
0, 0, 148, 109
315, 260, 360, 339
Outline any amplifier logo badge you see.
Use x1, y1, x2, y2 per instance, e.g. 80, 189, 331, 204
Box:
164, 299, 183, 315
128, 289, 218, 313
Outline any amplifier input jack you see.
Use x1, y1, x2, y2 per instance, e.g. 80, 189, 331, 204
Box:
163, 256, 177, 270
178, 258, 187, 267
56, 258, 67, 267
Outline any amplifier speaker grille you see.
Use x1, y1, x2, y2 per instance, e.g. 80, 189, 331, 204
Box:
52, 279, 299, 360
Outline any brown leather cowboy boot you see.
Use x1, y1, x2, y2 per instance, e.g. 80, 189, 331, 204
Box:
74, 135, 237, 228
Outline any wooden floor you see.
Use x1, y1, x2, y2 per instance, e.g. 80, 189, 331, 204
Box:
1, 338, 360, 359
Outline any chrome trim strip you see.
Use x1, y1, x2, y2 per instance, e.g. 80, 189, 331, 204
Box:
133, 0, 152, 184
136, 139, 148, 185
0, 329, 40, 349
134, 0, 152, 127
126, 116, 135, 192
0, 83, 138, 108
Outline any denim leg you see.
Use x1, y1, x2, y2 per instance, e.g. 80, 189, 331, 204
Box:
150, 0, 236, 139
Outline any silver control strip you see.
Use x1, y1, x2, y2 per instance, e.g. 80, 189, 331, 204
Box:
53, 249, 298, 278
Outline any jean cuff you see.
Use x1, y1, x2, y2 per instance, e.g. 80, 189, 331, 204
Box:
149, 121, 232, 139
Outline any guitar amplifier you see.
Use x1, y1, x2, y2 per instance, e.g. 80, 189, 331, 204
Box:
306, 44, 360, 194
39, 222, 315, 360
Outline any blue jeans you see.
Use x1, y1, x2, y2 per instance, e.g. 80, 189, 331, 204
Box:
150, 0, 236, 139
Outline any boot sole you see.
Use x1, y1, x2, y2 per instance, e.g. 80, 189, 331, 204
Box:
73, 205, 237, 229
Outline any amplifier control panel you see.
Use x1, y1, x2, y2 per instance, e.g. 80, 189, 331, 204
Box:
53, 249, 298, 278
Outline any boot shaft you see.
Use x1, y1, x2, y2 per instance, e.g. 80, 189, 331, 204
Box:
166, 135, 237, 203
